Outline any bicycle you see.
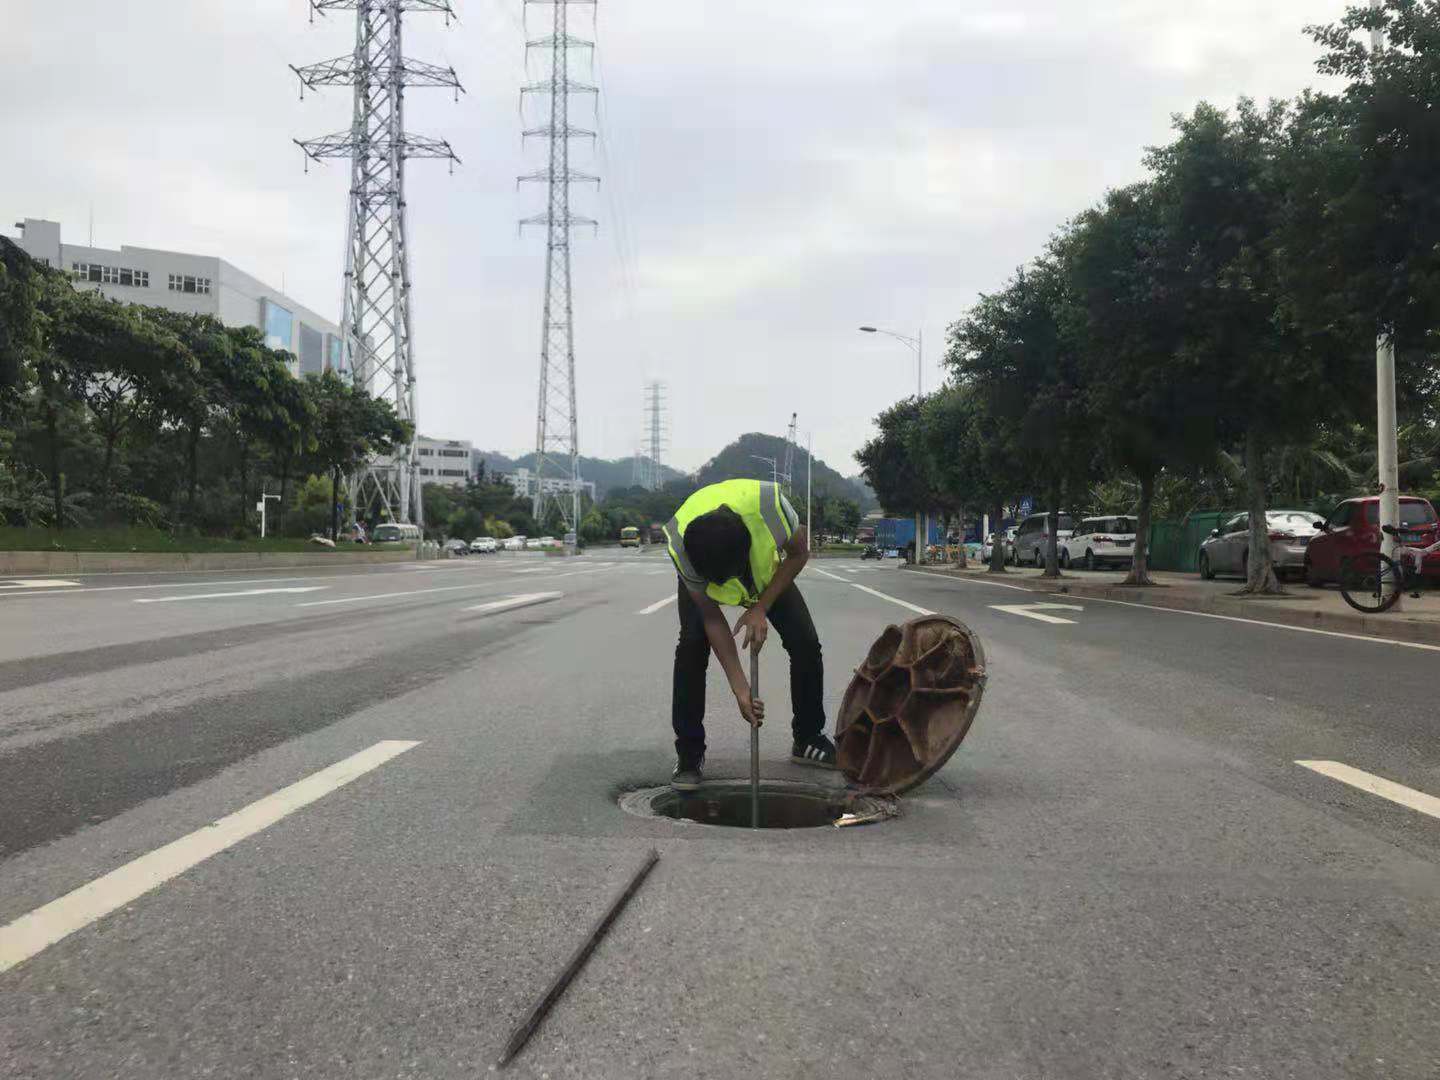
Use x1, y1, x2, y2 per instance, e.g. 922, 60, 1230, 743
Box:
1338, 524, 1440, 613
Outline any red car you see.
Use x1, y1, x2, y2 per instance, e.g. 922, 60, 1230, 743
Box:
1305, 495, 1440, 585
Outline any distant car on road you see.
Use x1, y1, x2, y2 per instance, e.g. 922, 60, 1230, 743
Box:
860, 545, 883, 560
503, 535, 527, 551
1059, 516, 1136, 570
469, 537, 497, 554
442, 538, 469, 557
1304, 496, 1440, 586
1011, 512, 1074, 566
1198, 509, 1325, 582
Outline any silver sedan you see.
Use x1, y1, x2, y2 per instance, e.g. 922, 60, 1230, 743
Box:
1198, 510, 1324, 581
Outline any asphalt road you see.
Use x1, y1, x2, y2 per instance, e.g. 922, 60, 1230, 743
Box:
2, 550, 1438, 1079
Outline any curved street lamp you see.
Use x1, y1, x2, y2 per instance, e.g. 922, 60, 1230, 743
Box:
858, 324, 928, 563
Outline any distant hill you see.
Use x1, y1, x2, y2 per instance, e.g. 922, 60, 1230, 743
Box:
474, 450, 685, 498
695, 433, 876, 510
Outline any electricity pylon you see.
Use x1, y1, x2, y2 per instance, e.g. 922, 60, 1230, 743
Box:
293, 0, 462, 527
640, 380, 667, 490
783, 412, 798, 493
521, 0, 598, 536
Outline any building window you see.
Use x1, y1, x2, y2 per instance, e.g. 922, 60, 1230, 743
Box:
439, 449, 468, 458
439, 469, 467, 478
168, 273, 211, 295
71, 262, 149, 288
420, 468, 435, 477
418, 448, 434, 456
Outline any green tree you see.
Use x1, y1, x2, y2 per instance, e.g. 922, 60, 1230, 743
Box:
855, 397, 933, 528
309, 370, 409, 540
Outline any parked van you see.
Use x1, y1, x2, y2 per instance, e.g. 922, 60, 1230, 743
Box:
1011, 512, 1074, 566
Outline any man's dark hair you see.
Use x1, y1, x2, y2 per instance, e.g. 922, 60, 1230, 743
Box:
684, 506, 750, 585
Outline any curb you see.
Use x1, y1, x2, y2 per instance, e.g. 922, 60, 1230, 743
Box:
901, 564, 1440, 647
0, 549, 417, 575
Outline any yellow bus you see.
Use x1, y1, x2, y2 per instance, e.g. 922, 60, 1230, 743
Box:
619, 526, 641, 548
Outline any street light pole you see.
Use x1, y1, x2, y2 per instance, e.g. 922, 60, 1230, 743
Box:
751, 454, 779, 486
256, 493, 280, 539
859, 325, 926, 563
1370, 0, 1402, 604
806, 431, 813, 552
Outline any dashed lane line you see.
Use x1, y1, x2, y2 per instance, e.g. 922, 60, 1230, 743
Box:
636, 594, 678, 616
848, 583, 935, 616
463, 592, 563, 615
135, 586, 329, 604
0, 740, 421, 975
1296, 760, 1440, 821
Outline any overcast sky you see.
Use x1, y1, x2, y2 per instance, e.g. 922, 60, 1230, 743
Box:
3, 0, 1351, 475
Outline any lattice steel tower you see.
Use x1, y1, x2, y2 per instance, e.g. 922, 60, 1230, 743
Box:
520, 0, 598, 532
293, 0, 462, 527
639, 380, 667, 490
783, 412, 798, 493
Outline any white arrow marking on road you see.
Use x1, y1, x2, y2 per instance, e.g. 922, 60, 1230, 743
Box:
989, 603, 1084, 624
0, 740, 420, 975
637, 593, 678, 615
1297, 760, 1440, 821
135, 586, 328, 604
0, 578, 82, 589
463, 591, 563, 614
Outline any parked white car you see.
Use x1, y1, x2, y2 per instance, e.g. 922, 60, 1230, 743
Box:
1059, 516, 1137, 570
503, 535, 527, 551
469, 536, 497, 553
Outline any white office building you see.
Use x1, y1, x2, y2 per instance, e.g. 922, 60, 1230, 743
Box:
416, 436, 475, 488
11, 217, 341, 377
501, 466, 596, 502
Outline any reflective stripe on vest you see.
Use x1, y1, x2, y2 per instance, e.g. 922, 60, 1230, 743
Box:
667, 479, 790, 607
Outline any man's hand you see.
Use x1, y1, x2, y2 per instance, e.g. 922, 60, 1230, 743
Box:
735, 688, 765, 728
733, 606, 768, 651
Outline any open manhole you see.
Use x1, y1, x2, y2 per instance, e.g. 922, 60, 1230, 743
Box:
619, 779, 895, 829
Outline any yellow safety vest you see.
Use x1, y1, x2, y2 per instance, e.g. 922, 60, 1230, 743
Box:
664, 479, 792, 607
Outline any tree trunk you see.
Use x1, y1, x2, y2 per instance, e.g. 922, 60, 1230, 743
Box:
45, 401, 63, 529
954, 510, 967, 567
330, 468, 341, 541
100, 401, 119, 521
185, 421, 201, 528
1240, 424, 1283, 594
1042, 482, 1061, 578
1123, 468, 1157, 586
237, 440, 250, 535
278, 456, 291, 536
988, 499, 1007, 572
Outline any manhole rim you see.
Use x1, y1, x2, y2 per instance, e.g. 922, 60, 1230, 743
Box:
618, 777, 894, 830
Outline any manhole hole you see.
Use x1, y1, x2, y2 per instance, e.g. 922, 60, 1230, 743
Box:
618, 779, 895, 829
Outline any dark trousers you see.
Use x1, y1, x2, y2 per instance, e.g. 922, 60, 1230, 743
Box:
672, 580, 825, 762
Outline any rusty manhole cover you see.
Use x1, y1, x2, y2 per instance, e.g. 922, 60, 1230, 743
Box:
835, 614, 987, 795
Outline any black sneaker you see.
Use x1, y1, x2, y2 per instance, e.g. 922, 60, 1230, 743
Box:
791, 734, 838, 770
671, 755, 704, 791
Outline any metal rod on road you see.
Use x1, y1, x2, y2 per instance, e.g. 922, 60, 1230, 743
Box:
495, 849, 661, 1068
750, 644, 760, 829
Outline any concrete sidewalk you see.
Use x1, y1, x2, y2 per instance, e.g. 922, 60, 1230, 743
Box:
904, 561, 1440, 646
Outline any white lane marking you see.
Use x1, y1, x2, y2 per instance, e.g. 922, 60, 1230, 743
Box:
134, 586, 328, 604
463, 591, 563, 614
811, 567, 849, 582
0, 740, 420, 975
989, 602, 1084, 625
849, 583, 935, 616
0, 579, 81, 589
295, 567, 593, 608
0, 565, 469, 600
1297, 760, 1440, 821
637, 594, 678, 615
929, 572, 1440, 652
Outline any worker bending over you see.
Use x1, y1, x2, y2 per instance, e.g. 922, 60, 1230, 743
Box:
662, 478, 835, 790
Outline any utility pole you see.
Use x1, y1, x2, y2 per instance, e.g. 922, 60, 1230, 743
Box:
1370, 0, 1402, 604
293, 0, 462, 529
521, 0, 598, 544
783, 412, 798, 493
751, 455, 779, 486
806, 431, 813, 553
640, 380, 667, 490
